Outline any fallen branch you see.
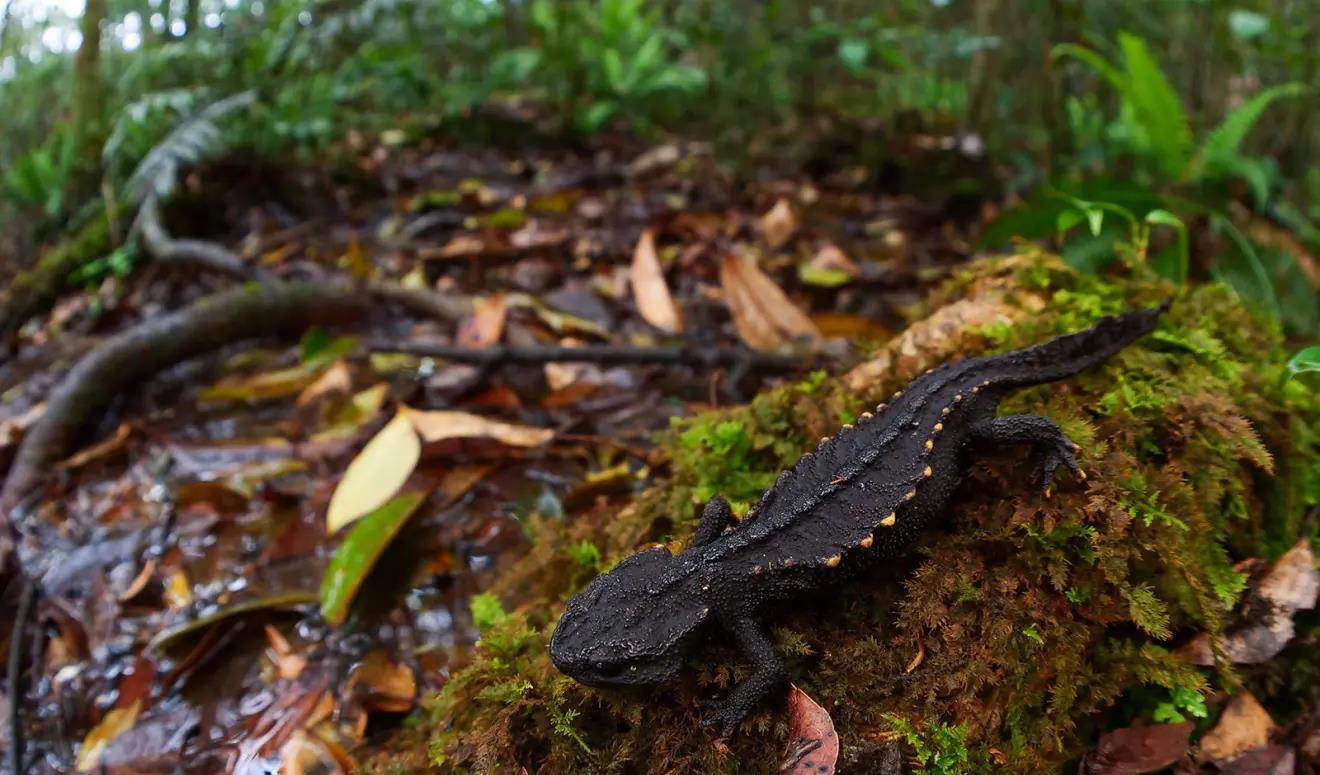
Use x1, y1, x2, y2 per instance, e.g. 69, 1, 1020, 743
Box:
0, 281, 373, 513
367, 340, 816, 371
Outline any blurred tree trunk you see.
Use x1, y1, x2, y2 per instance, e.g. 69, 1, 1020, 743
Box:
71, 0, 108, 196
0, 0, 15, 57
184, 0, 200, 36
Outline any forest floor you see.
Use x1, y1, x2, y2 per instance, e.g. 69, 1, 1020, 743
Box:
0, 136, 992, 773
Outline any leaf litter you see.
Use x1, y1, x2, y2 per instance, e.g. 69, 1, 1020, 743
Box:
0, 138, 1195, 774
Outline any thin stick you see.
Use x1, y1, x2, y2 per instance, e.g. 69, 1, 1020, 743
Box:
6, 578, 38, 775
365, 341, 816, 371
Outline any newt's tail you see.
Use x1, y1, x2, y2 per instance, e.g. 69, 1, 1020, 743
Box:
990, 300, 1170, 386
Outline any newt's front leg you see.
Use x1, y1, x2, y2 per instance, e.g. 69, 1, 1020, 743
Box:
701, 616, 786, 735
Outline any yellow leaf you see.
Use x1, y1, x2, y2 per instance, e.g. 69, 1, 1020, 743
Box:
630, 227, 683, 334
326, 410, 421, 533
719, 251, 821, 349
407, 409, 554, 447
76, 700, 141, 772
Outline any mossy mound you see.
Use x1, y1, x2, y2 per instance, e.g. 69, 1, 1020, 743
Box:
417, 252, 1320, 774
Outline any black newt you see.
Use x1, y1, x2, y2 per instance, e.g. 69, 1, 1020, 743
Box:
549, 302, 1169, 732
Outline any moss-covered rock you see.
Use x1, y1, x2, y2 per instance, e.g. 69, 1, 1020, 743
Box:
415, 252, 1320, 774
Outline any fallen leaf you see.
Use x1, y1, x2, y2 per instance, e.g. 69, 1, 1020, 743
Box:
341, 238, 372, 278
58, 422, 133, 470
117, 557, 157, 602
1199, 692, 1275, 764
345, 649, 416, 713
435, 234, 487, 259
627, 143, 681, 177
1219, 746, 1295, 774
148, 592, 316, 651
164, 568, 192, 609
200, 362, 331, 403
76, 700, 142, 772
265, 625, 308, 680
798, 242, 860, 288
630, 228, 683, 334
456, 294, 508, 348
1082, 722, 1192, 775
320, 491, 428, 626
777, 684, 838, 775
326, 410, 422, 533
407, 408, 554, 447
313, 383, 391, 441
437, 464, 494, 508
1179, 539, 1318, 665
296, 360, 353, 406
759, 198, 798, 249
720, 251, 821, 349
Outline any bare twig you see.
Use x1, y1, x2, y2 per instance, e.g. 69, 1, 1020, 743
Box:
366, 340, 817, 371
5, 577, 37, 775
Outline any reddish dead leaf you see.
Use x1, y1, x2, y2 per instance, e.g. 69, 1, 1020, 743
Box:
1219, 746, 1296, 774
456, 294, 509, 348
720, 251, 821, 349
777, 684, 839, 775
630, 227, 683, 334
117, 557, 157, 602
58, 422, 133, 470
1199, 692, 1275, 764
1179, 538, 1318, 665
759, 198, 799, 249
1082, 722, 1192, 775
904, 638, 925, 674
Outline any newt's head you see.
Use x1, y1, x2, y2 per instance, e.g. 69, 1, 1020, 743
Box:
550, 545, 710, 688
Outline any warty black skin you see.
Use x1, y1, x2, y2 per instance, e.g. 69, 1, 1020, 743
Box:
549, 303, 1169, 733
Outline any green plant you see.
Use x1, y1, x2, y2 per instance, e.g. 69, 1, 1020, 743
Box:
1152, 684, 1209, 724
3, 127, 76, 218
883, 715, 975, 775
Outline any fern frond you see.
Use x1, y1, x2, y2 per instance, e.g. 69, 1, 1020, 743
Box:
123, 90, 256, 206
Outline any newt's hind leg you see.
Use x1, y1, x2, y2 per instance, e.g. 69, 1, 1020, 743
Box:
969, 415, 1083, 493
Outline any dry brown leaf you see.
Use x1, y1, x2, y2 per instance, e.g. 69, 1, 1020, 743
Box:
407, 408, 554, 447
630, 228, 683, 334
265, 625, 308, 680
1082, 722, 1192, 775
456, 294, 509, 348
164, 569, 191, 609
297, 360, 353, 406
326, 410, 422, 533
76, 700, 142, 772
778, 684, 838, 775
1179, 539, 1318, 665
346, 650, 416, 713
1199, 692, 1275, 764
436, 234, 487, 259
759, 198, 798, 249
719, 251, 820, 349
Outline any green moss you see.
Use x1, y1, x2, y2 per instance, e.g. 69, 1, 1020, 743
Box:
416, 252, 1320, 774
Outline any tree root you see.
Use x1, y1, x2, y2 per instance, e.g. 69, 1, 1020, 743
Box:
0, 281, 373, 514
